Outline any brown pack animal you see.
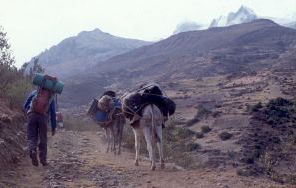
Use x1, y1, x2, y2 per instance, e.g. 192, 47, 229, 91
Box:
89, 92, 125, 155
103, 108, 126, 155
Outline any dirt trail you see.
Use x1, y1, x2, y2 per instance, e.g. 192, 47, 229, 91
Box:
0, 130, 289, 188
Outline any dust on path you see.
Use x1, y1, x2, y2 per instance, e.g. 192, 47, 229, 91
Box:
0, 130, 289, 188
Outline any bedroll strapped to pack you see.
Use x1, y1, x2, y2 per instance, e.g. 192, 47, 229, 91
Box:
140, 84, 176, 117
122, 92, 143, 120
123, 84, 176, 121
33, 74, 64, 94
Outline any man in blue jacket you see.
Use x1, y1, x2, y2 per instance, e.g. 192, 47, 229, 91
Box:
23, 89, 57, 166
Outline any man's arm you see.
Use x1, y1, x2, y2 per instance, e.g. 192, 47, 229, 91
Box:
23, 91, 36, 112
49, 100, 57, 132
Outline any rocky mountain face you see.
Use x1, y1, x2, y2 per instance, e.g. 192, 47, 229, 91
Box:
61, 19, 296, 107
210, 6, 257, 28
25, 29, 151, 79
173, 21, 202, 34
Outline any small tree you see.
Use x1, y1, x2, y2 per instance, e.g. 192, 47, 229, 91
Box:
0, 26, 17, 95
28, 57, 45, 78
0, 26, 33, 108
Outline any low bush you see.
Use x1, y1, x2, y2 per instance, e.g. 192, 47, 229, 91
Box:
186, 105, 212, 127
219, 132, 233, 141
251, 102, 263, 112
195, 132, 204, 138
201, 125, 211, 133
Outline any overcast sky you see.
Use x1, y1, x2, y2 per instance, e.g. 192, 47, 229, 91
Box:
0, 0, 296, 67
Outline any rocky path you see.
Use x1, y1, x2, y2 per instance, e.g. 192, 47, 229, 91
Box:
0, 130, 289, 188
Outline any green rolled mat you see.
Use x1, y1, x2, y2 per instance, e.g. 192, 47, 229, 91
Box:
33, 74, 64, 94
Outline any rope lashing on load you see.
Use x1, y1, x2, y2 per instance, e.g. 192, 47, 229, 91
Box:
120, 101, 149, 118
120, 91, 174, 121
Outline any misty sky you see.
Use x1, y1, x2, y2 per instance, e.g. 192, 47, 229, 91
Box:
0, 0, 296, 67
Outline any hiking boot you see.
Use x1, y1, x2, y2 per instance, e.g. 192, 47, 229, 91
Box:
29, 151, 39, 167
40, 157, 49, 166
40, 161, 49, 166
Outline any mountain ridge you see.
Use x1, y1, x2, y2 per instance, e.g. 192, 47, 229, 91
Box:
61, 19, 296, 107
25, 28, 152, 79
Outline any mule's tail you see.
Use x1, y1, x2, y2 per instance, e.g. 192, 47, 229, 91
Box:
150, 105, 160, 142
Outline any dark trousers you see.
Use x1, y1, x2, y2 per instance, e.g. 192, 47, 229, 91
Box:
27, 112, 48, 162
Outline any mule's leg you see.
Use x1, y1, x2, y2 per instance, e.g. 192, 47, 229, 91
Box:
133, 128, 141, 166
106, 128, 110, 153
143, 126, 156, 170
156, 125, 165, 169
151, 133, 157, 171
111, 124, 116, 154
117, 118, 125, 155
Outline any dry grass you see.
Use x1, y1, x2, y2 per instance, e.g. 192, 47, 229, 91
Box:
63, 115, 100, 132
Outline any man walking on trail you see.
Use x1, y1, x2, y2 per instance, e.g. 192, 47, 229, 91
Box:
23, 89, 57, 167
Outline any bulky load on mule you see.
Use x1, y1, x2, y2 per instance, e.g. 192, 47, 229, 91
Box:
122, 83, 176, 125
87, 95, 114, 124
87, 91, 125, 155
122, 83, 171, 170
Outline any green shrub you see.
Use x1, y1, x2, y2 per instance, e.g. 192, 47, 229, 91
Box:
212, 111, 222, 118
197, 105, 212, 117
186, 142, 200, 151
175, 127, 195, 139
201, 125, 211, 133
251, 102, 263, 112
195, 132, 204, 138
186, 105, 212, 127
219, 132, 233, 141
185, 117, 199, 127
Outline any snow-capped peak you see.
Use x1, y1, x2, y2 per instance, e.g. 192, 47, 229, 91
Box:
210, 5, 257, 28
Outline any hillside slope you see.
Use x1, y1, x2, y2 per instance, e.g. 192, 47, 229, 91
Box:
0, 100, 25, 169
62, 19, 296, 107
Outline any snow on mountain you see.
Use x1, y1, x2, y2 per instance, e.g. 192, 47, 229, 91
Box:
210, 6, 257, 28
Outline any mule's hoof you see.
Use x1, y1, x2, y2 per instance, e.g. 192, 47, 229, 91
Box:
135, 160, 139, 166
